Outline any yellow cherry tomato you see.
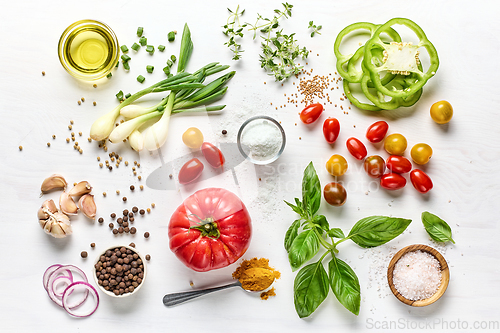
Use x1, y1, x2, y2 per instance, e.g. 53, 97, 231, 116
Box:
430, 100, 453, 124
326, 154, 348, 177
384, 133, 407, 155
182, 127, 204, 149
411, 143, 433, 165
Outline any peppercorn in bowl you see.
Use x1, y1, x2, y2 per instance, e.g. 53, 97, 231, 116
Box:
93, 245, 147, 297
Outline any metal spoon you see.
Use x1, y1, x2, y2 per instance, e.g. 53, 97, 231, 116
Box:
162, 278, 274, 307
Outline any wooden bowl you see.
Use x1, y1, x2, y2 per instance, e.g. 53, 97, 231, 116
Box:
387, 244, 450, 307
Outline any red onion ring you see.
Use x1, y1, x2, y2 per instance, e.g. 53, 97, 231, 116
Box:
52, 275, 73, 298
62, 282, 99, 318
46, 265, 88, 308
43, 264, 62, 291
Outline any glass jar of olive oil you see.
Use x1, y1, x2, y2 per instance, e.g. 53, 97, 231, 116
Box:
58, 20, 120, 81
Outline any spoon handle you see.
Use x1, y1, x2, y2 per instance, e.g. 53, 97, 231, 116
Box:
163, 281, 242, 306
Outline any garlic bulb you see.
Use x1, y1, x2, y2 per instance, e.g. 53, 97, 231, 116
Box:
38, 200, 72, 238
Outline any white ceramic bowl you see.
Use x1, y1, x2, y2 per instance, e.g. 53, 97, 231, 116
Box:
93, 245, 147, 298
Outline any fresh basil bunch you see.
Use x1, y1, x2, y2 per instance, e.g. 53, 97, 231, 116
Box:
284, 162, 411, 317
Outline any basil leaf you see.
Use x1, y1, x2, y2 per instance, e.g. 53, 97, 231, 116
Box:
327, 228, 345, 239
302, 162, 321, 217
284, 199, 304, 217
284, 219, 301, 252
294, 261, 329, 318
347, 216, 411, 248
311, 215, 329, 232
422, 211, 455, 244
328, 255, 361, 315
288, 230, 320, 271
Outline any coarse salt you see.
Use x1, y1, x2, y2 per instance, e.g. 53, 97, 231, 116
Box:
393, 250, 442, 300
240, 119, 282, 162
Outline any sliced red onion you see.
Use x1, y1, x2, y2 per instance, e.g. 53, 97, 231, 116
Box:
52, 275, 73, 298
43, 264, 62, 291
46, 265, 88, 308
62, 282, 99, 318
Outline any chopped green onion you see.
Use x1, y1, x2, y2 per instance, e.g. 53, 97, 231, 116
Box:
115, 61, 119, 68
139, 36, 147, 46
137, 75, 145, 83
116, 90, 124, 100
131, 43, 140, 51
125, 93, 131, 99
168, 31, 175, 42
167, 60, 173, 67
170, 55, 177, 62
120, 45, 129, 53
137, 27, 144, 37
163, 66, 170, 75
157, 105, 165, 111
121, 54, 131, 62
106, 72, 113, 79
146, 65, 154, 73
146, 45, 154, 54
123, 62, 130, 70
158, 45, 166, 52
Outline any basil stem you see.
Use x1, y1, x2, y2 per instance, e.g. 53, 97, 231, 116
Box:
422, 211, 455, 243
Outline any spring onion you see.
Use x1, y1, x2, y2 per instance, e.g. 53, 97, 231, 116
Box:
123, 62, 130, 70
137, 27, 144, 37
139, 36, 147, 46
91, 24, 235, 151
146, 65, 154, 73
106, 73, 112, 79
125, 93, 131, 99
158, 44, 166, 52
168, 31, 175, 42
146, 45, 154, 54
170, 55, 176, 62
116, 90, 124, 100
163, 66, 170, 75
121, 54, 131, 62
131, 43, 140, 51
120, 45, 129, 53
137, 75, 145, 83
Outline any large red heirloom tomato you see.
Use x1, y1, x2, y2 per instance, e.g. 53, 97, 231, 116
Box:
168, 188, 252, 272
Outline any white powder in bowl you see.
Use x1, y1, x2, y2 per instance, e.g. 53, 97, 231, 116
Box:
240, 119, 283, 162
393, 250, 442, 301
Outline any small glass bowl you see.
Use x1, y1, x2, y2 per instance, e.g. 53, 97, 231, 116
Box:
58, 19, 120, 80
237, 115, 286, 165
93, 245, 147, 298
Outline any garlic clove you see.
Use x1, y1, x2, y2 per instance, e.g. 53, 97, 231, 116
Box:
41, 174, 67, 193
59, 192, 78, 215
38, 199, 58, 219
68, 181, 93, 197
79, 194, 96, 219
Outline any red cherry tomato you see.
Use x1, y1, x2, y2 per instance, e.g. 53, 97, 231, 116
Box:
386, 155, 412, 174
178, 158, 204, 184
410, 169, 433, 193
201, 142, 225, 168
168, 188, 252, 272
380, 173, 406, 190
366, 121, 389, 143
300, 103, 324, 124
346, 137, 367, 160
323, 118, 340, 144
364, 155, 385, 178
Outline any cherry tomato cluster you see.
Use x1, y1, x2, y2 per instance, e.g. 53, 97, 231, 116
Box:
178, 128, 225, 184
299, 104, 436, 206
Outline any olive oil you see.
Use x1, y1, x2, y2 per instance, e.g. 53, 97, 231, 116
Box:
59, 20, 119, 80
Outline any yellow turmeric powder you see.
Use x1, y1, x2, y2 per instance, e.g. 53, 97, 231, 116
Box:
232, 257, 281, 300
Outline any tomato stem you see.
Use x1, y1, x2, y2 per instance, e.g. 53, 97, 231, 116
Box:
188, 214, 221, 239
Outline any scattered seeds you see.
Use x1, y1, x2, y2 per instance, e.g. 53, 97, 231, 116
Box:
90, 243, 95, 248
144, 232, 150, 238
81, 251, 88, 258
18, 146, 23, 151
98, 217, 104, 223
145, 254, 151, 261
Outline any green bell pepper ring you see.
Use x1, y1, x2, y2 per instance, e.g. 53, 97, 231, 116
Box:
343, 78, 382, 112
363, 18, 439, 98
334, 22, 401, 82
360, 74, 423, 110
